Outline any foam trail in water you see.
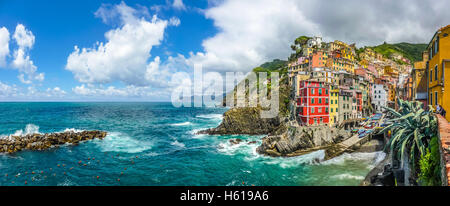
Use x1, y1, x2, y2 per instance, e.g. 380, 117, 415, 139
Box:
95, 132, 153, 153
171, 122, 192, 126
196, 114, 223, 120
331, 174, 365, 181
170, 140, 186, 148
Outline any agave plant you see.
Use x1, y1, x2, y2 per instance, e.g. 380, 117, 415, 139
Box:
378, 98, 438, 167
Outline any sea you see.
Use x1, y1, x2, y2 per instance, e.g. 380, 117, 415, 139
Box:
0, 102, 385, 186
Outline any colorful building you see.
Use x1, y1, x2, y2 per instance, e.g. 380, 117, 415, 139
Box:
338, 89, 352, 121
427, 25, 450, 121
412, 51, 429, 107
297, 80, 330, 125
372, 84, 387, 112
329, 85, 339, 125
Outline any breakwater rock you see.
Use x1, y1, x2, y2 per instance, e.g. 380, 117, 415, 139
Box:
197, 107, 286, 135
256, 125, 350, 157
0, 130, 107, 154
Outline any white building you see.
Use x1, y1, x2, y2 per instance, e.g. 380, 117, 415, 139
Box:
307, 36, 323, 48
372, 84, 387, 112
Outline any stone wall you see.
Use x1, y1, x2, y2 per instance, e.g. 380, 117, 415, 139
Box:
436, 114, 450, 186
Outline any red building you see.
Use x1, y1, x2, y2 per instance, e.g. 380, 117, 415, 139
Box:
297, 80, 330, 125
356, 91, 362, 112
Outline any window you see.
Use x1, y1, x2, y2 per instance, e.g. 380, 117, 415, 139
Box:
435, 91, 438, 106
326, 107, 329, 113
311, 108, 314, 113
326, 89, 329, 95
326, 98, 329, 104
435, 65, 438, 81
430, 93, 433, 106
319, 89, 322, 95
336, 108, 338, 112
319, 108, 322, 113
311, 98, 315, 104
319, 98, 322, 104
331, 108, 333, 112
311, 88, 315, 94
430, 69, 433, 82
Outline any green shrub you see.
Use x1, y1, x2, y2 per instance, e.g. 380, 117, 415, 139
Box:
418, 136, 442, 186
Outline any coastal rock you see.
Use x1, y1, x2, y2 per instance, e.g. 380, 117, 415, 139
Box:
256, 125, 350, 157
229, 138, 243, 145
197, 107, 286, 135
0, 130, 107, 154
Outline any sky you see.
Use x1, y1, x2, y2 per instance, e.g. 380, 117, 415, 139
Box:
0, 0, 449, 101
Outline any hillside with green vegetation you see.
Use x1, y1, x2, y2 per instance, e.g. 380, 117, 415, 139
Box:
252, 59, 288, 76
365, 42, 427, 63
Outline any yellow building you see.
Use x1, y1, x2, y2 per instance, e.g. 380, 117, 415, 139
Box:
412, 51, 429, 103
427, 25, 450, 121
329, 85, 339, 126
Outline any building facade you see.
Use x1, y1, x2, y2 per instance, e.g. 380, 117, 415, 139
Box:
297, 80, 330, 125
427, 25, 450, 121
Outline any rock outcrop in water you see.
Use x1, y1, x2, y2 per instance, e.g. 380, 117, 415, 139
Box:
256, 124, 350, 157
0, 130, 107, 154
197, 107, 286, 135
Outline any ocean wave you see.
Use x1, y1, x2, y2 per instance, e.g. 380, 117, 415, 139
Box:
331, 174, 365, 181
196, 114, 223, 120
94, 132, 153, 154
188, 128, 209, 139
217, 138, 325, 168
0, 124, 41, 140
171, 122, 192, 127
262, 150, 326, 168
320, 151, 386, 166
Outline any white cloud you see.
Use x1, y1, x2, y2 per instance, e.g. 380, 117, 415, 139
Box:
0, 27, 10, 67
169, 17, 181, 26
13, 24, 35, 49
11, 24, 44, 84
72, 84, 169, 98
45, 87, 67, 97
172, 0, 186, 10
188, 0, 319, 73
0, 81, 17, 97
0, 81, 66, 100
66, 2, 174, 86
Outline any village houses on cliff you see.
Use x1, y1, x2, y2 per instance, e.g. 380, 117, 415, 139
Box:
287, 25, 450, 126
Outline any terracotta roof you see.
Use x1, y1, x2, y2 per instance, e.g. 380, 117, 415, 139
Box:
437, 114, 450, 186
439, 24, 450, 32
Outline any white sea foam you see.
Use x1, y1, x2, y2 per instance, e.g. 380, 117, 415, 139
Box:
196, 114, 223, 120
12, 124, 40, 136
171, 122, 192, 126
170, 140, 186, 148
62, 128, 85, 133
320, 151, 386, 166
0, 124, 41, 140
331, 174, 365, 181
262, 150, 326, 168
95, 132, 153, 153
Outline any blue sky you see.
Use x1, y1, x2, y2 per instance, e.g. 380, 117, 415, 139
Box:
0, 0, 449, 101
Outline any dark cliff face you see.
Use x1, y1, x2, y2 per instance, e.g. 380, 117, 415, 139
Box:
197, 107, 285, 135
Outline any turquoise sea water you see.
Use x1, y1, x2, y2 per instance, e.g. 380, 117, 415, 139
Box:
0, 102, 385, 186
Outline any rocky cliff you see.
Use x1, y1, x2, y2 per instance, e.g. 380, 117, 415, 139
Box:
0, 130, 107, 154
256, 124, 350, 157
198, 107, 287, 135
